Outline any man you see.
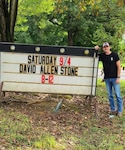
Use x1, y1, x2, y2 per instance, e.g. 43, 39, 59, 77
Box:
95, 42, 123, 117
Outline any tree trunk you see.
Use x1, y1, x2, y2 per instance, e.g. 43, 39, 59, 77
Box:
10, 0, 18, 42
67, 27, 78, 46
0, 0, 18, 42
68, 30, 73, 46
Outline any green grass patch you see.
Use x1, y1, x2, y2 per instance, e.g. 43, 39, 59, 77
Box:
32, 134, 65, 149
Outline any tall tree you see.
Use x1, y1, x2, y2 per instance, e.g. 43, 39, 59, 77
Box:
92, 0, 125, 52
15, 0, 54, 44
50, 0, 101, 46
0, 0, 18, 42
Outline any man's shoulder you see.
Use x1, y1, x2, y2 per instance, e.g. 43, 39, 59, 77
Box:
111, 52, 120, 60
111, 51, 119, 56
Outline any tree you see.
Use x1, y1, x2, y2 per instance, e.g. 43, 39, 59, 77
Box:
0, 0, 18, 42
92, 0, 125, 52
50, 0, 101, 46
14, 0, 125, 53
15, 0, 54, 44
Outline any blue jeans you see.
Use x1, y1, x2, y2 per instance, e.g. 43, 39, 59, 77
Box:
104, 78, 123, 113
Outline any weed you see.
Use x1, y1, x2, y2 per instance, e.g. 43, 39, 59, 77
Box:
32, 133, 65, 149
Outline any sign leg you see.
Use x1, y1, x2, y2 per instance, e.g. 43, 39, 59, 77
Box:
54, 99, 63, 113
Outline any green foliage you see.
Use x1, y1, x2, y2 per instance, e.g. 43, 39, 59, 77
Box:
50, 0, 101, 45
15, 0, 54, 44
18, 0, 54, 16
14, 0, 125, 57
92, 0, 125, 52
41, 24, 68, 45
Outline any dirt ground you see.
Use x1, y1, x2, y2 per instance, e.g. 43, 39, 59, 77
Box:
0, 92, 114, 135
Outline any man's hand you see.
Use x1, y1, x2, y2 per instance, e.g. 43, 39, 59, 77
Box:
116, 78, 120, 84
94, 45, 100, 50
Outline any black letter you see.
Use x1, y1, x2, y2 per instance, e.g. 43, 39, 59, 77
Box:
28, 55, 31, 64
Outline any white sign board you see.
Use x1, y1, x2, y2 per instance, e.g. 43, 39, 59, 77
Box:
0, 42, 99, 96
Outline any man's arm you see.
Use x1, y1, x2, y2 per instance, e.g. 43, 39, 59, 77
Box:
116, 60, 121, 83
116, 60, 121, 78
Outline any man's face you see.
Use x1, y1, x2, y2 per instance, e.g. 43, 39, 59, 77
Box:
103, 45, 110, 53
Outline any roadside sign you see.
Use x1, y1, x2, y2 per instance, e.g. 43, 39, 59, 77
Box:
0, 42, 99, 96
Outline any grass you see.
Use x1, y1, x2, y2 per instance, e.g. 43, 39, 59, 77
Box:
0, 80, 125, 149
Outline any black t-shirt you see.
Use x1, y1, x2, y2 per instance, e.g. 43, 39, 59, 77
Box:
99, 52, 119, 79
